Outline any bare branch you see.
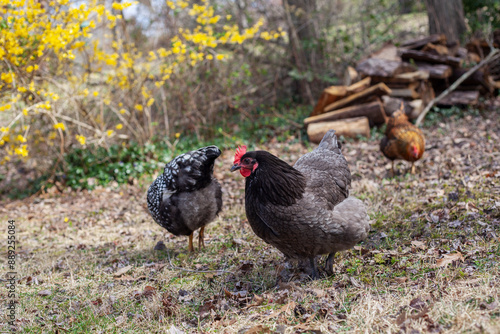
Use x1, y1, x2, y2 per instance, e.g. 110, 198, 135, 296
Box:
415, 48, 500, 127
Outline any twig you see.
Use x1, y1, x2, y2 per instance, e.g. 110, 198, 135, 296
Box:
415, 48, 500, 127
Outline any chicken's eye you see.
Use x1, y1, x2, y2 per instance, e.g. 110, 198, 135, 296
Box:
243, 158, 251, 164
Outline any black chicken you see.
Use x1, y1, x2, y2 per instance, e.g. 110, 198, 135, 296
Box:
230, 130, 370, 278
147, 146, 222, 251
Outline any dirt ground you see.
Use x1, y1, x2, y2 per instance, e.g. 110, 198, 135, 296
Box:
1, 109, 499, 333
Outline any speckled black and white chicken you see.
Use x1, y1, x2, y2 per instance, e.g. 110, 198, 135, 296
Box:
147, 146, 222, 251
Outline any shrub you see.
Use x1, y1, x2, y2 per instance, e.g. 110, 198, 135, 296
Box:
0, 0, 283, 169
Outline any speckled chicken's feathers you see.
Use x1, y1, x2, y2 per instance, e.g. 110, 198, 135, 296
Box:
147, 146, 222, 236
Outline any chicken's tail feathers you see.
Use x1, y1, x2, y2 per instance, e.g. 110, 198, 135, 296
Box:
199, 145, 222, 160
318, 129, 342, 154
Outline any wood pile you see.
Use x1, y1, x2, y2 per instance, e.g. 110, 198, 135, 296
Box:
306, 33, 500, 143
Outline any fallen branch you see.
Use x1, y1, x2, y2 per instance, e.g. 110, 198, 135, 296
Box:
415, 48, 500, 127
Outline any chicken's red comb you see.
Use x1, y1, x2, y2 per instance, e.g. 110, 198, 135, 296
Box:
234, 145, 247, 164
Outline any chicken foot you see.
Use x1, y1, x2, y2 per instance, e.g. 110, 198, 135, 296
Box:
198, 226, 205, 249
309, 257, 319, 279
325, 252, 336, 276
188, 233, 194, 252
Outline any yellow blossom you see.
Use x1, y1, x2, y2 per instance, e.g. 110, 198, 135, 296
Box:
16, 135, 27, 143
14, 145, 28, 157
75, 135, 86, 145
116, 124, 123, 130
106, 130, 114, 136
54, 123, 66, 131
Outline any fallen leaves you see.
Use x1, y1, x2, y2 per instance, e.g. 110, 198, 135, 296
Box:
239, 324, 271, 334
113, 265, 133, 277
479, 300, 498, 310
411, 240, 427, 250
38, 289, 52, 297
395, 296, 441, 333
435, 252, 465, 268
131, 285, 156, 301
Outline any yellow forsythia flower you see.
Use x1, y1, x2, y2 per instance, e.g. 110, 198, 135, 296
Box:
75, 135, 86, 145
116, 124, 123, 130
54, 123, 66, 131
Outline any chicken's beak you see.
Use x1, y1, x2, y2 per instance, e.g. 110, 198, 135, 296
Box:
230, 164, 241, 172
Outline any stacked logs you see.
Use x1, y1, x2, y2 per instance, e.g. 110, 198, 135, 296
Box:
306, 33, 499, 143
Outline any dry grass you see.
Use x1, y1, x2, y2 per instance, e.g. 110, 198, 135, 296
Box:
1, 109, 499, 333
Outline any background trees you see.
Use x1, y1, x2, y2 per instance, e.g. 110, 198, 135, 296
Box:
0, 0, 495, 196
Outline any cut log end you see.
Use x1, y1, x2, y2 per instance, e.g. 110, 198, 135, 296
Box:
307, 117, 370, 143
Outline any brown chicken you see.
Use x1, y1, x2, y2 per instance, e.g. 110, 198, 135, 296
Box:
380, 107, 425, 175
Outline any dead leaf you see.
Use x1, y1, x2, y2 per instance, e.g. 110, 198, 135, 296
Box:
26, 276, 40, 285
409, 297, 429, 311
143, 285, 156, 298
278, 281, 304, 292
294, 323, 322, 333
435, 252, 464, 268
224, 288, 248, 299
308, 288, 326, 298
91, 298, 103, 306
350, 276, 363, 288
395, 306, 430, 327
411, 240, 427, 250
38, 289, 52, 297
353, 246, 371, 256
162, 292, 177, 316
167, 325, 185, 334
246, 294, 265, 308
132, 286, 156, 300
239, 262, 254, 273
198, 300, 215, 319
394, 277, 408, 284
241, 324, 271, 334
113, 265, 133, 277
479, 301, 498, 310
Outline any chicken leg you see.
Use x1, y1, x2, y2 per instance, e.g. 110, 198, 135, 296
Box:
410, 162, 415, 174
198, 226, 205, 249
325, 252, 336, 276
188, 233, 194, 252
309, 257, 319, 279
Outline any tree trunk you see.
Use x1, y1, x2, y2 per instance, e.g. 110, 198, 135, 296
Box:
399, 0, 413, 14
424, 0, 466, 45
283, 0, 317, 105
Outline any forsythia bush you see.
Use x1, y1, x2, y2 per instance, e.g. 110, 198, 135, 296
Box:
0, 0, 284, 166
